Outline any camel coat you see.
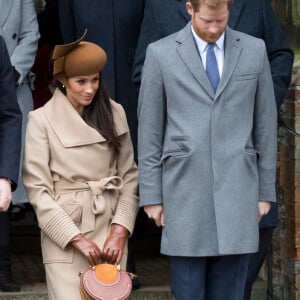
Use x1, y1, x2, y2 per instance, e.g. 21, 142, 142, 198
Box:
23, 89, 139, 300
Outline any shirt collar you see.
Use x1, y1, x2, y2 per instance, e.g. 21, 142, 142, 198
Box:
191, 25, 225, 54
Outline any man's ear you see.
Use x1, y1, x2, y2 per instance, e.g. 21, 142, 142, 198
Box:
186, 2, 194, 16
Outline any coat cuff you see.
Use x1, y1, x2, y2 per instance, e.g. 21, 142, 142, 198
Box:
259, 182, 276, 202
42, 210, 81, 249
112, 196, 139, 235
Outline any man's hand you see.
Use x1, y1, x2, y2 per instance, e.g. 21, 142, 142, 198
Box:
144, 204, 165, 227
258, 201, 271, 222
0, 178, 12, 212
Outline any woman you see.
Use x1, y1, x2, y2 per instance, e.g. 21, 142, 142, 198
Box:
23, 32, 139, 300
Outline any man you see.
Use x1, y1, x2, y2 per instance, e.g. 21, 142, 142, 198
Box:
0, 35, 22, 291
133, 0, 293, 110
133, 0, 294, 297
137, 0, 278, 299
58, 0, 145, 288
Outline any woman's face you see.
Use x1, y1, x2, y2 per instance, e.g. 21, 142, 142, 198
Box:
66, 73, 100, 114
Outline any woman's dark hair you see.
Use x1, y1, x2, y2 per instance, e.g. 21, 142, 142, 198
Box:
56, 76, 121, 153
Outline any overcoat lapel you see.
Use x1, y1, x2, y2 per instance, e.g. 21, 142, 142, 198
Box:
228, 0, 244, 29
176, 0, 190, 22
176, 23, 215, 99
44, 89, 107, 147
215, 27, 242, 100
0, 0, 13, 27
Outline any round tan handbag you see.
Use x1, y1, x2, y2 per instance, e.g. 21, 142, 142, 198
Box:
79, 263, 132, 300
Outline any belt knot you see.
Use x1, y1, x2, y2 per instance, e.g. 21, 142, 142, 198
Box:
86, 176, 123, 215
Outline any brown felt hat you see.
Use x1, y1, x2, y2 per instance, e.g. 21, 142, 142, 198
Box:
52, 30, 107, 85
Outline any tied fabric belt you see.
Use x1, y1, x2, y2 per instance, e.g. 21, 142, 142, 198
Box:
54, 176, 124, 233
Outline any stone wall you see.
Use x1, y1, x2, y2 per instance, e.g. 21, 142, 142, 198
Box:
273, 65, 300, 299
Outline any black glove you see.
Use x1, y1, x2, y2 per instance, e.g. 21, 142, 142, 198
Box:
70, 234, 102, 266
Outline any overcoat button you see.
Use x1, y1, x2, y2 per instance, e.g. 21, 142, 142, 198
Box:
12, 33, 17, 39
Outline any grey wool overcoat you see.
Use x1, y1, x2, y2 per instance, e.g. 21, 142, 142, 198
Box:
137, 23, 277, 257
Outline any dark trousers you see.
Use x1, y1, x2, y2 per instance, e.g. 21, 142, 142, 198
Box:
0, 206, 10, 249
244, 227, 275, 300
126, 208, 148, 273
0, 206, 11, 267
170, 254, 249, 300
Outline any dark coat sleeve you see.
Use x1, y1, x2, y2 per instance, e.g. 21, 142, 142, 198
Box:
38, 0, 63, 47
261, 0, 294, 109
132, 0, 165, 87
257, 0, 293, 227
58, 0, 77, 43
0, 36, 22, 191
230, 0, 294, 110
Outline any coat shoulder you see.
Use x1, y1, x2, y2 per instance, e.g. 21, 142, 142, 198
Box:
28, 105, 46, 122
110, 99, 129, 135
229, 27, 265, 49
146, 31, 179, 60
226, 28, 266, 54
151, 31, 178, 48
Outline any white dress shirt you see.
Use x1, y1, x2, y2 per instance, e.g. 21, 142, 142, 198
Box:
191, 26, 225, 78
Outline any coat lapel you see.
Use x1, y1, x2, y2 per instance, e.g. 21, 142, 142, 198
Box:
176, 23, 215, 99
0, 0, 13, 27
44, 89, 107, 147
215, 27, 242, 99
176, 0, 190, 22
228, 0, 244, 29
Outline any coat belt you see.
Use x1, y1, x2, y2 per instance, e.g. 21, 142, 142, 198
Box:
54, 176, 124, 233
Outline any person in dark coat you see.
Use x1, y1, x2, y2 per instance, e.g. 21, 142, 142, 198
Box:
32, 0, 63, 109
132, 0, 294, 298
0, 35, 22, 292
58, 0, 145, 157
58, 0, 145, 288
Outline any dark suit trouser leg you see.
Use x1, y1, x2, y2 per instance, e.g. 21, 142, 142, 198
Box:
244, 227, 275, 300
0, 205, 20, 292
170, 254, 249, 300
0, 205, 11, 267
126, 208, 147, 273
0, 206, 11, 249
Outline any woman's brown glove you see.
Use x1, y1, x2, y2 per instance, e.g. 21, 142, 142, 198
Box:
102, 224, 129, 264
70, 234, 102, 266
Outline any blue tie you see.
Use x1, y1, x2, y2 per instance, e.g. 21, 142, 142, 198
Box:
206, 43, 220, 92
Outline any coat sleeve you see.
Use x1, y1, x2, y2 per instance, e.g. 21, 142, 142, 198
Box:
261, 0, 294, 109
112, 104, 139, 235
10, 0, 39, 85
0, 36, 22, 190
137, 44, 165, 207
23, 111, 81, 249
58, 0, 77, 43
132, 0, 163, 87
254, 41, 278, 202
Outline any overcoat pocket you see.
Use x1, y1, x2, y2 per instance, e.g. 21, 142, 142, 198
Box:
235, 73, 258, 81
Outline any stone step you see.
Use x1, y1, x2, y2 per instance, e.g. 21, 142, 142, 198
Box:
0, 281, 267, 300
